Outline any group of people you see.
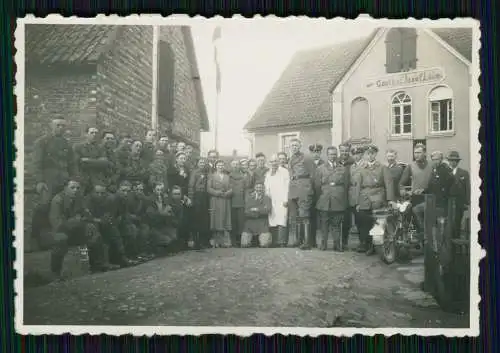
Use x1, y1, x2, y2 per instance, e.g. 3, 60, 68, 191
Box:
30, 117, 471, 279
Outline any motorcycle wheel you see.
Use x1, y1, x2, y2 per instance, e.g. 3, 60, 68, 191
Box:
380, 219, 398, 264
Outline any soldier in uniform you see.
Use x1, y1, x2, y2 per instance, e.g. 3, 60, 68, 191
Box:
309, 143, 324, 248
355, 144, 395, 255
287, 138, 316, 250
188, 157, 211, 249
49, 178, 110, 277
149, 150, 170, 192
114, 134, 133, 172
157, 135, 174, 168
31, 118, 76, 249
342, 144, 365, 252
185, 144, 195, 171
254, 153, 270, 185
73, 127, 110, 194
85, 183, 133, 268
101, 131, 120, 192
229, 159, 246, 247
447, 151, 470, 238
142, 130, 157, 165
385, 148, 407, 199
207, 149, 219, 173
121, 140, 148, 187
315, 146, 350, 251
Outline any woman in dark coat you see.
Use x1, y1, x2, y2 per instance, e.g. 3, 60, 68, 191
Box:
167, 151, 192, 250
207, 160, 232, 247
188, 157, 211, 249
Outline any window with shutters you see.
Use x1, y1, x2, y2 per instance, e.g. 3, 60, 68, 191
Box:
385, 28, 417, 73
157, 41, 175, 121
428, 86, 454, 133
391, 92, 412, 136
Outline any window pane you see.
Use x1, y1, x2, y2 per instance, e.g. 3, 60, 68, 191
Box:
402, 94, 411, 103
403, 114, 411, 125
393, 122, 401, 134
432, 112, 439, 131
431, 101, 440, 113
403, 104, 411, 114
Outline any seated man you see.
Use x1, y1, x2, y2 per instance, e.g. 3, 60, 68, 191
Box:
49, 178, 111, 278
146, 183, 179, 256
130, 182, 155, 260
114, 180, 145, 262
85, 183, 134, 268
241, 182, 272, 248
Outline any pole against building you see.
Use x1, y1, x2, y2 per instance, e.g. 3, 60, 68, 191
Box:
213, 26, 222, 151
151, 25, 159, 132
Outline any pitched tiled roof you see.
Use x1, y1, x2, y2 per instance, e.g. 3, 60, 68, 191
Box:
244, 27, 473, 131
431, 27, 472, 62
244, 32, 377, 131
25, 24, 119, 64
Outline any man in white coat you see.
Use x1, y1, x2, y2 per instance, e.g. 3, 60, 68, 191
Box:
265, 154, 290, 247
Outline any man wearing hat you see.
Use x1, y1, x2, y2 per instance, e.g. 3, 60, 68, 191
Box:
447, 151, 470, 238
309, 143, 324, 248
343, 144, 366, 252
355, 144, 395, 255
287, 138, 316, 249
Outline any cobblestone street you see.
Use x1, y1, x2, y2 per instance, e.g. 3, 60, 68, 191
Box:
23, 248, 468, 327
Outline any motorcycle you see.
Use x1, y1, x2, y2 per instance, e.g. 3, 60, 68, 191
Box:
370, 187, 422, 264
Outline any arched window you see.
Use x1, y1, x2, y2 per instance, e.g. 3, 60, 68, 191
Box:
391, 92, 412, 136
350, 97, 370, 140
429, 86, 454, 133
385, 28, 417, 73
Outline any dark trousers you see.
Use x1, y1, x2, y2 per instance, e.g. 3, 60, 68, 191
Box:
98, 223, 127, 265
231, 207, 245, 247
355, 210, 375, 248
452, 202, 466, 239
310, 203, 318, 247
50, 223, 105, 275
342, 207, 353, 246
318, 211, 344, 249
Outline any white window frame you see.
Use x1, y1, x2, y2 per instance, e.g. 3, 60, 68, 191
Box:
349, 96, 371, 141
390, 91, 413, 137
427, 85, 454, 135
278, 131, 301, 156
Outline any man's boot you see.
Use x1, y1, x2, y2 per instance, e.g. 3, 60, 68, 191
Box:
300, 220, 311, 250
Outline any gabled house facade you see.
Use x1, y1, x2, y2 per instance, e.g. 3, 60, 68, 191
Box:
244, 27, 473, 170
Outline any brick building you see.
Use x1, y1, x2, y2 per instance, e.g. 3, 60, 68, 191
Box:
244, 27, 473, 170
24, 24, 210, 249
25, 24, 209, 180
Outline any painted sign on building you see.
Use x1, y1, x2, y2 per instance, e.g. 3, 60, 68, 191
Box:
365, 67, 445, 91
173, 118, 199, 143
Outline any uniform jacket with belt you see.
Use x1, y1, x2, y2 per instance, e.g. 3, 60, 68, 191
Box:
428, 163, 453, 209
33, 134, 75, 185
355, 161, 395, 211
288, 151, 315, 200
348, 160, 365, 207
315, 161, 350, 212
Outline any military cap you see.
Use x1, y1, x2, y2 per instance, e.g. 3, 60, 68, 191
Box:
446, 150, 461, 161
239, 158, 249, 164
308, 143, 323, 153
351, 145, 365, 155
175, 151, 186, 158
365, 144, 379, 153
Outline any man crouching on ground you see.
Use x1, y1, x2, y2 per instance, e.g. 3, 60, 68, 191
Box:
85, 183, 136, 268
49, 178, 113, 278
146, 182, 178, 256
241, 182, 272, 247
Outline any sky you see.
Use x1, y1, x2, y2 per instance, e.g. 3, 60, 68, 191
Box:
190, 20, 376, 156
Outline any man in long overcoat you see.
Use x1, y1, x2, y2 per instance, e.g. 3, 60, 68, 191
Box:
354, 144, 395, 255
309, 143, 324, 248
315, 146, 350, 251
447, 150, 470, 238
288, 138, 316, 249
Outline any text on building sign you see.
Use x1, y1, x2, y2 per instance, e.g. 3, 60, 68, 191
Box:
365, 68, 445, 90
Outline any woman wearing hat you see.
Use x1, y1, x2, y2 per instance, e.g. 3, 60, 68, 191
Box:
207, 159, 233, 247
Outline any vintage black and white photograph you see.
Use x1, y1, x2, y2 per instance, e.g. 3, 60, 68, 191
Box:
14, 15, 480, 336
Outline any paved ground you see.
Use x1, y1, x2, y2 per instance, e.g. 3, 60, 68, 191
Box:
23, 248, 468, 327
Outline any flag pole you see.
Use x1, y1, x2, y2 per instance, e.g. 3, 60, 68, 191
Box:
212, 26, 222, 152
214, 86, 219, 151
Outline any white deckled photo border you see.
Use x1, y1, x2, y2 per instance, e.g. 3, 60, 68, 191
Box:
13, 14, 483, 337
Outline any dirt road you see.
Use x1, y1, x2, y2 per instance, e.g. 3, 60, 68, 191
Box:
23, 248, 468, 327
